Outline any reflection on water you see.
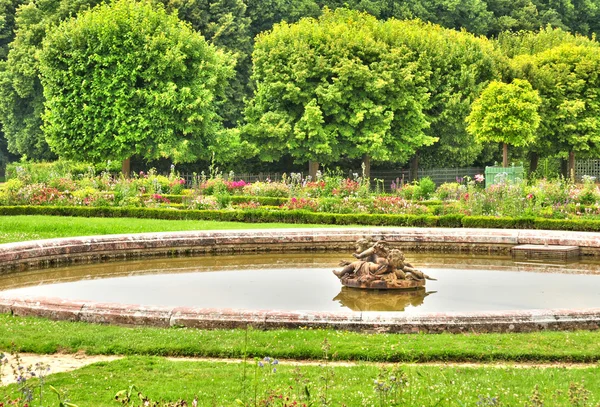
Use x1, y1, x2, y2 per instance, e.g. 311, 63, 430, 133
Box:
333, 287, 435, 311
2, 252, 600, 313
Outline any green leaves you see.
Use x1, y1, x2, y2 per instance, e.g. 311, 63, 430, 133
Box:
39, 0, 234, 164
519, 44, 600, 157
466, 79, 541, 148
245, 9, 435, 166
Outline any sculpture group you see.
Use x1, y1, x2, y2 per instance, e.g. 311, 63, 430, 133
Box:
333, 238, 435, 290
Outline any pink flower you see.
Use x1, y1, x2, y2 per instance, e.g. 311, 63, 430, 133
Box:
474, 174, 485, 183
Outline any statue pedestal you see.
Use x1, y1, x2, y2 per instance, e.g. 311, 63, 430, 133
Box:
341, 277, 425, 290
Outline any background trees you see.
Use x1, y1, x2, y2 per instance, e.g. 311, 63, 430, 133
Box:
244, 9, 436, 177
0, 0, 101, 160
1, 0, 600, 174
39, 0, 234, 173
517, 45, 600, 179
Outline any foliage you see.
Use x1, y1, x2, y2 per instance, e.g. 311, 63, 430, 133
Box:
5, 160, 121, 183
517, 45, 600, 160
496, 26, 599, 59
38, 0, 235, 165
391, 20, 506, 168
0, 0, 26, 60
244, 9, 435, 167
163, 0, 253, 128
466, 79, 541, 150
0, 0, 101, 160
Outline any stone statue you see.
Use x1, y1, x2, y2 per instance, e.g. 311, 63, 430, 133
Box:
332, 239, 435, 290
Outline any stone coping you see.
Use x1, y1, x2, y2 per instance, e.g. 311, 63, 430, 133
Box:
2, 227, 600, 333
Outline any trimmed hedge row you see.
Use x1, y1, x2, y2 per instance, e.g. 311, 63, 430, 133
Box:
2, 205, 600, 231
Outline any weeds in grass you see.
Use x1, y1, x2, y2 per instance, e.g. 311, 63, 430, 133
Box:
115, 384, 197, 406
1, 348, 76, 407
318, 338, 334, 407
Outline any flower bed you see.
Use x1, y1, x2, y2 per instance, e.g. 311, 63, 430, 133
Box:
3, 163, 600, 220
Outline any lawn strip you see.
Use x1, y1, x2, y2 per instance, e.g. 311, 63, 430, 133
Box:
1, 314, 599, 363
2, 357, 600, 406
0, 215, 334, 244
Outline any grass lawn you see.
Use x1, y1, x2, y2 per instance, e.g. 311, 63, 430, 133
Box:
2, 356, 600, 406
0, 215, 336, 244
2, 314, 600, 363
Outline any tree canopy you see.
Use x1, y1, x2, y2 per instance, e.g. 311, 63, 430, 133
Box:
244, 9, 436, 167
38, 0, 234, 165
466, 79, 541, 166
516, 45, 600, 173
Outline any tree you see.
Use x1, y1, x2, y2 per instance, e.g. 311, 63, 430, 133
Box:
517, 45, 600, 179
0, 0, 103, 160
466, 79, 541, 167
38, 0, 234, 174
245, 0, 320, 38
244, 9, 436, 177
0, 0, 26, 60
164, 0, 253, 127
385, 20, 506, 171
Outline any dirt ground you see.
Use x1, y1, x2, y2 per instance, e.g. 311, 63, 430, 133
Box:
0, 352, 122, 385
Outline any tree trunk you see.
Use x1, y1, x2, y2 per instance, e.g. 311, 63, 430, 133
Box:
409, 154, 419, 182
502, 143, 508, 168
121, 157, 131, 178
529, 152, 539, 174
308, 161, 319, 180
362, 154, 371, 179
568, 151, 576, 182
560, 158, 568, 179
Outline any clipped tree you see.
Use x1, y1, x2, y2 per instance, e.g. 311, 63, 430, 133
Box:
244, 9, 436, 177
164, 0, 253, 127
384, 20, 506, 172
38, 0, 234, 175
0, 0, 103, 161
466, 78, 541, 167
517, 44, 600, 179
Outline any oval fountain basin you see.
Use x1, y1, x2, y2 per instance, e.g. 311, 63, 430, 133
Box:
2, 253, 600, 313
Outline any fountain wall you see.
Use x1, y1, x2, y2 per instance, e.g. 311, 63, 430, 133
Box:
1, 227, 600, 333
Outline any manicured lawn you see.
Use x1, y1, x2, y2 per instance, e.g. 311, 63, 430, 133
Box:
2, 356, 600, 406
2, 314, 600, 363
0, 215, 336, 244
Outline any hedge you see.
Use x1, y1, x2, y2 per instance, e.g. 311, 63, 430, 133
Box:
3, 205, 600, 231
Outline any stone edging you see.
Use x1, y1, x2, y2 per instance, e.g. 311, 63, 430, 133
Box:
2, 227, 600, 333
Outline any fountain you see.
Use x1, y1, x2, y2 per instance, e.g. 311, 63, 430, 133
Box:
1, 228, 600, 333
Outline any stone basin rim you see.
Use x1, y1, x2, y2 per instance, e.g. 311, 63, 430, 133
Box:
2, 227, 600, 333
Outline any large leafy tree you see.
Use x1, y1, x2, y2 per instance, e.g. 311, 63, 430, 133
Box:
466, 79, 541, 167
244, 9, 436, 176
497, 27, 599, 171
517, 45, 600, 179
0, 0, 102, 160
38, 0, 234, 172
386, 20, 506, 170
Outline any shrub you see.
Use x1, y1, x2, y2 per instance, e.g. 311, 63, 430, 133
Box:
415, 177, 436, 200
242, 181, 290, 197
282, 197, 319, 211
187, 196, 220, 210
435, 182, 466, 201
